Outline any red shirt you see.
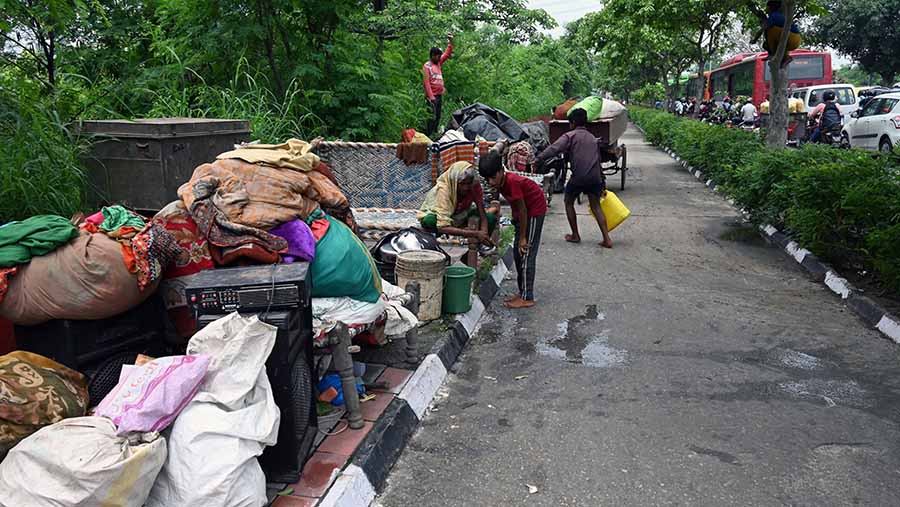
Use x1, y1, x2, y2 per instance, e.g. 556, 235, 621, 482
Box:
455, 182, 484, 213
422, 44, 453, 100
500, 173, 547, 218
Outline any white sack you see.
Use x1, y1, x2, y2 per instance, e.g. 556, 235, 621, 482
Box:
0, 417, 166, 507
146, 313, 280, 507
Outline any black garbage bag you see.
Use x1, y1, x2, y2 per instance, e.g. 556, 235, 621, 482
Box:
521, 121, 550, 153
448, 103, 529, 143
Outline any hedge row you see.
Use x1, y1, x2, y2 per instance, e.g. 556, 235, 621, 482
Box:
630, 107, 900, 294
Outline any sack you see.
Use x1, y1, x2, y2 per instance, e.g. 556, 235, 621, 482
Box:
599, 99, 626, 119
0, 232, 156, 326
589, 190, 631, 232
0, 351, 88, 459
0, 416, 166, 507
147, 313, 280, 507
568, 96, 604, 121
95, 355, 210, 435
310, 213, 382, 303
553, 98, 580, 120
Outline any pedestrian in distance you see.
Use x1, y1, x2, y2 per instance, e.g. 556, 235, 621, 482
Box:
478, 151, 547, 310
423, 34, 454, 136
535, 107, 613, 249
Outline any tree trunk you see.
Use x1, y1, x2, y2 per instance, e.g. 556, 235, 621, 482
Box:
763, 0, 795, 149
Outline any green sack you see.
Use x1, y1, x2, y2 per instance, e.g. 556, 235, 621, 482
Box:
567, 96, 604, 122
309, 213, 382, 303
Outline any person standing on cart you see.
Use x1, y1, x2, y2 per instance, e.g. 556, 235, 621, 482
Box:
422, 34, 454, 136
536, 108, 613, 249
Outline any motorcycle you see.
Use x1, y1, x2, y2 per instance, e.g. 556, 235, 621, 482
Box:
804, 116, 843, 146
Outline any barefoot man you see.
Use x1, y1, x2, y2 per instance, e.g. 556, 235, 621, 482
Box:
479, 151, 547, 309
536, 107, 613, 248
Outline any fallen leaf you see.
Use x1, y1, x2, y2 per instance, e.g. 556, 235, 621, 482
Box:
526, 484, 539, 494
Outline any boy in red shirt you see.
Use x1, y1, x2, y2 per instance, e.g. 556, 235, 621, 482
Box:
479, 151, 547, 309
423, 34, 454, 136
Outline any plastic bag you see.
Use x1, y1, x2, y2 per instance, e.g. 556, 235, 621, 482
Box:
146, 313, 280, 507
95, 355, 210, 435
0, 416, 166, 507
589, 190, 631, 231
309, 212, 382, 303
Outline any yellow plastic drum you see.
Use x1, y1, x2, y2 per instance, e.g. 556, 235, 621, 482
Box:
589, 190, 631, 231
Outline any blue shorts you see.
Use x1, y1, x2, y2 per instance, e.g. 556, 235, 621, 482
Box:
565, 180, 605, 197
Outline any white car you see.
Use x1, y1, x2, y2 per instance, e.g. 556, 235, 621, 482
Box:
841, 92, 900, 153
790, 84, 859, 123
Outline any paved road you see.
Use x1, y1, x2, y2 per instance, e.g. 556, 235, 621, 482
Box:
377, 126, 900, 506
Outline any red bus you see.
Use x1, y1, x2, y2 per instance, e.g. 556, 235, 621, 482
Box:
704, 50, 833, 106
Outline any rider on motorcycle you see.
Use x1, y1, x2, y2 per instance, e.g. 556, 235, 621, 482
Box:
808, 90, 842, 143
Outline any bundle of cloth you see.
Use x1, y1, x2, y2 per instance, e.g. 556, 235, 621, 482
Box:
565, 96, 626, 122
396, 129, 432, 166
156, 139, 354, 271
0, 211, 181, 325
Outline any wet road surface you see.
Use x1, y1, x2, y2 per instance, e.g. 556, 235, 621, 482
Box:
376, 126, 900, 506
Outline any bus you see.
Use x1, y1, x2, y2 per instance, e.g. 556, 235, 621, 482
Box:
684, 72, 711, 101
704, 50, 832, 106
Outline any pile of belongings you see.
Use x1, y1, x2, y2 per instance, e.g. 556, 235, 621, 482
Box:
448, 103, 530, 142
556, 96, 627, 122
0, 313, 288, 507
0, 350, 209, 507
0, 210, 181, 325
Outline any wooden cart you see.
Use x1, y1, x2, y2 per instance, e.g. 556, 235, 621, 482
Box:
549, 112, 629, 191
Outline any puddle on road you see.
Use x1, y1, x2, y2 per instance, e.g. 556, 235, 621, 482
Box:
536, 305, 628, 368
777, 349, 821, 370
778, 379, 872, 408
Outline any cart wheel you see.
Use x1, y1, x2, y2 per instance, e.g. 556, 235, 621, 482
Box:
619, 145, 627, 191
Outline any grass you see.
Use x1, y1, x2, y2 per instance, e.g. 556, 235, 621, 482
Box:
0, 92, 89, 221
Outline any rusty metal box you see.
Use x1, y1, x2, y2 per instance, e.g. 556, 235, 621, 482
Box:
77, 118, 251, 213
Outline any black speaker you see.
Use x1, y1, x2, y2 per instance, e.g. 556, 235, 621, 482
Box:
187, 264, 318, 483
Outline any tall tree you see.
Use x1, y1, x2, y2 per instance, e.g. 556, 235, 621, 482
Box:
815, 0, 900, 85
0, 0, 91, 91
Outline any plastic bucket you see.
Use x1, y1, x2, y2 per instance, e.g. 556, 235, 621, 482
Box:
395, 250, 446, 321
442, 265, 476, 314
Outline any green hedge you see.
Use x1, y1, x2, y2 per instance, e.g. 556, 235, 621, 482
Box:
630, 107, 900, 294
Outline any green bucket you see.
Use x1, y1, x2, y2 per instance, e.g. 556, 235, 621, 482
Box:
442, 265, 476, 314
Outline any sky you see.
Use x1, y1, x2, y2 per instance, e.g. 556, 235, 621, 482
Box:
527, 0, 602, 38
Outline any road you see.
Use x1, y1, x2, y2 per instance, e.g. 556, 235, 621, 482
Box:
376, 125, 900, 506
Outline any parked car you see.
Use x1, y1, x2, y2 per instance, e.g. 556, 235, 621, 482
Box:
840, 92, 900, 153
790, 84, 859, 123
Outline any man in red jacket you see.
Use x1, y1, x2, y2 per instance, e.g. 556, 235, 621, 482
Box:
423, 34, 454, 136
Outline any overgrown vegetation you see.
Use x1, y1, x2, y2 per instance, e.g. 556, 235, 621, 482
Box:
1, 0, 594, 220
631, 107, 900, 293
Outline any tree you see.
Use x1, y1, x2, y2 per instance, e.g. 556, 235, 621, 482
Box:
0, 0, 90, 91
578, 0, 696, 106
815, 0, 900, 85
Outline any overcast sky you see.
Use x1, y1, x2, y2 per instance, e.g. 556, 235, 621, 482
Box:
528, 0, 602, 37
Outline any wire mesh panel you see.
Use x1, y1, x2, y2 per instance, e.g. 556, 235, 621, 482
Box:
318, 142, 433, 209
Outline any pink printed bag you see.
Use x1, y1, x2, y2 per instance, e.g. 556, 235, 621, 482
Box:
95, 355, 210, 435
